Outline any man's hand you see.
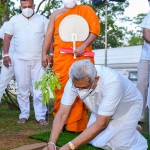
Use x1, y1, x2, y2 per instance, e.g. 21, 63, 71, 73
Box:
74, 33, 98, 57
48, 55, 54, 68
42, 54, 53, 68
42, 144, 55, 150
3, 56, 11, 68
42, 53, 48, 68
75, 45, 86, 57
42, 144, 60, 150
59, 144, 70, 150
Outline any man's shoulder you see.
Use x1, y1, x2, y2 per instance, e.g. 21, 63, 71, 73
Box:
146, 11, 150, 18
32, 13, 49, 23
34, 13, 47, 19
50, 8, 65, 20
97, 66, 120, 82
141, 11, 150, 24
52, 8, 64, 16
1, 22, 7, 29
9, 14, 21, 21
141, 13, 150, 29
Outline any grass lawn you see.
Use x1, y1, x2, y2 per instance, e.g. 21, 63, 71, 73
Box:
0, 98, 149, 149
29, 130, 101, 150
29, 130, 150, 150
0, 101, 53, 149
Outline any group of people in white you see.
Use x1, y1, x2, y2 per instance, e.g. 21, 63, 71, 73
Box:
1, 0, 48, 125
0, 0, 149, 149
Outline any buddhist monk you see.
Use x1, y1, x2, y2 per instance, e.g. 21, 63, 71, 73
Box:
42, 0, 100, 132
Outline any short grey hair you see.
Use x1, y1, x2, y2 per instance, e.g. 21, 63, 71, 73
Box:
69, 59, 97, 83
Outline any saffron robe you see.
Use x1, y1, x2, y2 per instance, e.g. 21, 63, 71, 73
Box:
53, 5, 100, 132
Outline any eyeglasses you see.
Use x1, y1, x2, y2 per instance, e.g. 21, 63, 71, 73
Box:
71, 81, 95, 100
71, 81, 94, 92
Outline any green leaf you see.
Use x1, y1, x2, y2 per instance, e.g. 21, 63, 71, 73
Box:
34, 66, 61, 105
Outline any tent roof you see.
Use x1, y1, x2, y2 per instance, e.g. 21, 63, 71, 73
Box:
93, 45, 142, 68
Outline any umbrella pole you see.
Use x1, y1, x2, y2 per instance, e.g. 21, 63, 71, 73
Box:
72, 33, 77, 59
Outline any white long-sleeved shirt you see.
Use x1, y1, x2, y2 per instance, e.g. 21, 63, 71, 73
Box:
140, 11, 150, 60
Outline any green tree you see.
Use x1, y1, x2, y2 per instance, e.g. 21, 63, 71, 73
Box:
36, 0, 62, 18
81, 1, 146, 48
127, 13, 146, 46
0, 0, 19, 26
87, 1, 130, 49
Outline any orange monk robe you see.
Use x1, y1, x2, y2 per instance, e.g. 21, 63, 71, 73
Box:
53, 5, 100, 132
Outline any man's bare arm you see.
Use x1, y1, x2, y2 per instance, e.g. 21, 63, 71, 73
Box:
42, 104, 72, 150
143, 28, 150, 43
0, 38, 3, 46
75, 33, 98, 56
42, 13, 55, 68
48, 37, 54, 68
60, 115, 112, 150
3, 34, 12, 67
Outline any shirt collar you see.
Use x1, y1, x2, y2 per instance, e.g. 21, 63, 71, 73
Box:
21, 13, 35, 20
90, 78, 100, 96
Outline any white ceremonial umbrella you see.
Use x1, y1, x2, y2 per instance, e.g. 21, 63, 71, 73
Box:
59, 14, 89, 59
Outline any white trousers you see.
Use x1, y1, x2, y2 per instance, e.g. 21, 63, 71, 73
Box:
88, 100, 148, 150
14, 58, 47, 121
0, 53, 14, 102
137, 59, 150, 121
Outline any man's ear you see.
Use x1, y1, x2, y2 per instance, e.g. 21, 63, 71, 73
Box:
33, 4, 35, 10
19, 6, 22, 13
95, 76, 100, 82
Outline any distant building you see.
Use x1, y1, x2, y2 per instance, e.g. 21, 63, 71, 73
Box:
93, 45, 142, 83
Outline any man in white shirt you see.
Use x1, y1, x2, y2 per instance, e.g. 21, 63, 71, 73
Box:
3, 0, 49, 125
0, 21, 15, 103
43, 59, 147, 150
137, 11, 150, 123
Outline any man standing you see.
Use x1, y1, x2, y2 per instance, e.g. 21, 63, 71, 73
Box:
137, 11, 150, 123
0, 21, 15, 103
43, 59, 147, 150
3, 0, 48, 125
42, 0, 100, 132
